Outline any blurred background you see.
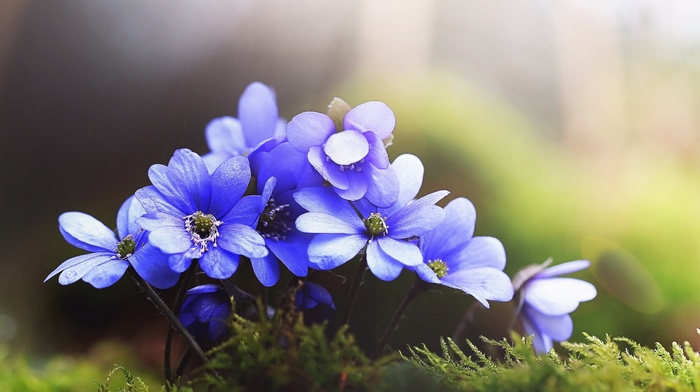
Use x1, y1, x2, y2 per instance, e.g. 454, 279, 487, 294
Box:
2, 0, 700, 383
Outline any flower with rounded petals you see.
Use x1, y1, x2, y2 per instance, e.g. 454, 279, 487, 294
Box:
294, 281, 336, 325
203, 82, 286, 173
45, 196, 180, 289
249, 142, 324, 286
295, 154, 447, 281
135, 149, 268, 280
513, 259, 597, 354
414, 198, 513, 307
180, 284, 232, 347
287, 101, 399, 207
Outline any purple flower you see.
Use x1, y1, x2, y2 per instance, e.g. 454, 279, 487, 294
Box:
513, 259, 597, 354
414, 198, 513, 307
203, 82, 285, 173
286, 101, 399, 207
135, 149, 268, 279
295, 154, 447, 281
45, 196, 179, 289
294, 281, 336, 325
180, 284, 232, 347
249, 142, 324, 286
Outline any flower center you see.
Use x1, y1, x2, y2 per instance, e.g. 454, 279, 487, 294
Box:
184, 211, 222, 253
428, 259, 449, 278
363, 212, 389, 237
116, 235, 136, 259
256, 197, 291, 242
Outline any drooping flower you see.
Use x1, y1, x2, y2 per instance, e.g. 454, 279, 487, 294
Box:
295, 154, 447, 281
294, 281, 336, 325
513, 259, 597, 354
135, 149, 268, 279
202, 82, 286, 173
179, 284, 232, 347
414, 198, 513, 307
286, 100, 399, 207
45, 196, 179, 289
248, 142, 324, 286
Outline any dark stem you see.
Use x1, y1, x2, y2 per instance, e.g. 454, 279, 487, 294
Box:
339, 255, 368, 326
371, 278, 428, 360
175, 347, 193, 380
451, 300, 484, 342
164, 266, 195, 384
129, 271, 214, 377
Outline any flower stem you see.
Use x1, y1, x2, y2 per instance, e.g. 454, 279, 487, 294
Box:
129, 271, 214, 379
339, 255, 367, 326
371, 278, 428, 360
164, 266, 195, 384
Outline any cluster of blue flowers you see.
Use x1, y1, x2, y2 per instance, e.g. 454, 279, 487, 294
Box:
45, 82, 595, 357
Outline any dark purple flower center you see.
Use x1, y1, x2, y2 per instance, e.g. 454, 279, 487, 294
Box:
184, 211, 222, 252
116, 235, 136, 259
256, 197, 291, 242
428, 259, 449, 278
363, 212, 388, 237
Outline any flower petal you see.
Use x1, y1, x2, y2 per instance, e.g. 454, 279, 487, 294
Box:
56, 253, 115, 285
217, 223, 268, 259
59, 212, 117, 253
239, 82, 279, 147
116, 195, 146, 240
148, 149, 211, 213
296, 212, 362, 234
363, 164, 399, 208
147, 224, 192, 254
308, 233, 366, 270
536, 260, 591, 279
266, 232, 311, 277
384, 154, 423, 216
524, 306, 573, 342
250, 254, 281, 287
129, 243, 181, 289
387, 191, 449, 239
81, 258, 129, 288
524, 278, 597, 316
324, 130, 369, 165
377, 237, 423, 267
294, 187, 363, 227
209, 156, 251, 217
343, 101, 395, 139
419, 197, 476, 262
135, 186, 182, 216
520, 312, 553, 354
449, 236, 506, 271
287, 112, 335, 153
199, 248, 240, 279
366, 241, 404, 281
363, 132, 390, 169
333, 172, 368, 201
307, 146, 350, 190
205, 116, 245, 154
441, 267, 514, 307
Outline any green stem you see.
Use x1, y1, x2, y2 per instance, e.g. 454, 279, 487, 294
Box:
339, 255, 367, 326
129, 271, 213, 377
371, 278, 428, 360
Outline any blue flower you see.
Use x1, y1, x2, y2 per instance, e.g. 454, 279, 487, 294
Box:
414, 198, 513, 307
180, 284, 232, 347
135, 149, 268, 279
513, 259, 597, 354
203, 82, 286, 173
295, 154, 448, 281
294, 281, 336, 325
287, 101, 399, 207
249, 142, 324, 286
45, 196, 180, 289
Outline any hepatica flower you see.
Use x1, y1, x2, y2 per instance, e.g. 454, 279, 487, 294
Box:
295, 154, 447, 281
513, 259, 597, 354
203, 81, 286, 173
180, 284, 232, 347
45, 196, 179, 289
294, 281, 336, 325
249, 142, 324, 286
414, 198, 513, 307
135, 149, 268, 279
287, 101, 399, 207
